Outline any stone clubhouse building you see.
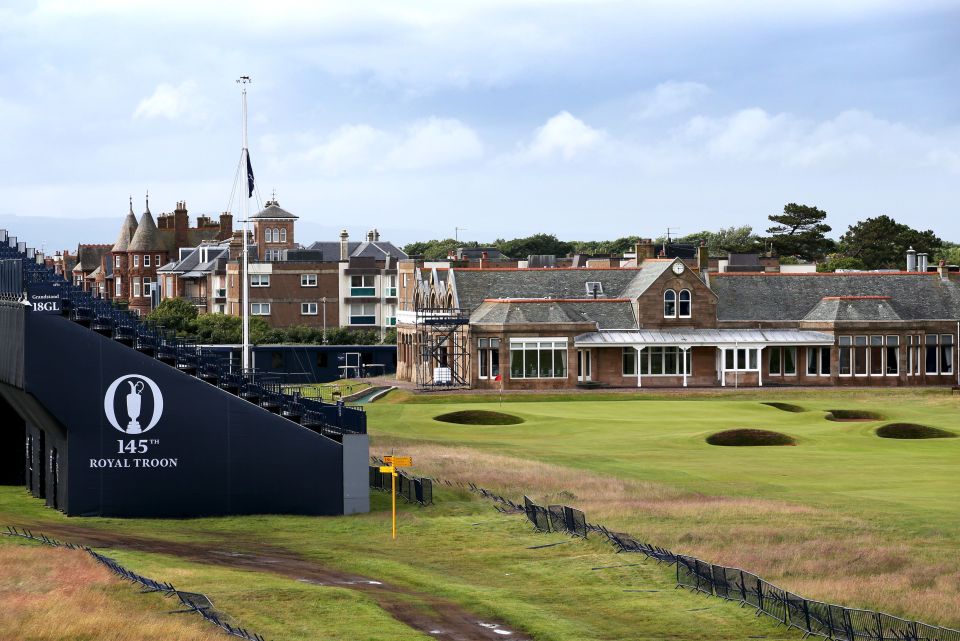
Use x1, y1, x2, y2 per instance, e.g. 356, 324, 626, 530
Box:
396, 246, 960, 390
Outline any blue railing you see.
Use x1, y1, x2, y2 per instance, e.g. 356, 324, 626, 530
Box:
0, 228, 366, 439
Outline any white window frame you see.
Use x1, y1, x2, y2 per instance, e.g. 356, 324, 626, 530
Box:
853, 335, 868, 377
349, 302, 377, 325
678, 289, 691, 318
133, 254, 140, 267
115, 255, 121, 268
301, 273, 318, 287
143, 254, 150, 267
885, 335, 899, 376
301, 302, 318, 315
142, 277, 152, 297
838, 336, 852, 376
251, 274, 270, 287
115, 277, 122, 297
133, 278, 141, 298
155, 254, 161, 266
251, 303, 271, 315
663, 289, 676, 318
509, 337, 569, 379
280, 228, 287, 243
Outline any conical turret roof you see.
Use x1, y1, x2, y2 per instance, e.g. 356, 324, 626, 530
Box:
128, 200, 163, 252
111, 198, 139, 252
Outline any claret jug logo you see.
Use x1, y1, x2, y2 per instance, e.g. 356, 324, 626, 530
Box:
104, 375, 164, 435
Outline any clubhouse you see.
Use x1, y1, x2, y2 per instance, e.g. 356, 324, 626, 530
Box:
395, 246, 960, 389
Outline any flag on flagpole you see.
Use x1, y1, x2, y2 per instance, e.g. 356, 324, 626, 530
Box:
246, 151, 255, 198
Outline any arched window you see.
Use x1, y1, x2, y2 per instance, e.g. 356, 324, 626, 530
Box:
679, 289, 691, 318
280, 227, 287, 243
663, 289, 677, 318
264, 228, 273, 243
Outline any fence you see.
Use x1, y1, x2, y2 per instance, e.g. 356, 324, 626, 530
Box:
460, 487, 960, 641
3, 526, 269, 641
368, 463, 433, 506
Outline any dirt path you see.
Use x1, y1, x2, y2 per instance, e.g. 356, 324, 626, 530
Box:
23, 523, 530, 641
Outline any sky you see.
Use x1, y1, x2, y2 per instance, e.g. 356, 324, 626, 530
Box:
1, 0, 959, 251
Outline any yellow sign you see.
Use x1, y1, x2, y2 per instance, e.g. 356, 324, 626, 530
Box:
381, 454, 412, 540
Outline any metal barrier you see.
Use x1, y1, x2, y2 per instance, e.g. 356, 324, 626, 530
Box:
368, 464, 433, 506
3, 526, 268, 641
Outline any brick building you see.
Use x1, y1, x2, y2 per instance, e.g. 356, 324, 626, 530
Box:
396, 247, 960, 390
90, 197, 233, 315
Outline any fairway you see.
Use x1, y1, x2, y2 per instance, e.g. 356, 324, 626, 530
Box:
368, 389, 960, 626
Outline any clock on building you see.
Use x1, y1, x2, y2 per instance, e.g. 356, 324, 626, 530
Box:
672, 262, 685, 275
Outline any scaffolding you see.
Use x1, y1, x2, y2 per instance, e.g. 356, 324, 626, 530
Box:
413, 306, 470, 390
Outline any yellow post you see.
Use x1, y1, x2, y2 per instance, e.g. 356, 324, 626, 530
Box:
391, 469, 397, 540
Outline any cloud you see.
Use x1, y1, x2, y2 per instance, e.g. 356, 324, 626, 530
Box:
133, 81, 204, 121
285, 117, 483, 174
516, 111, 607, 162
632, 81, 710, 119
386, 117, 484, 170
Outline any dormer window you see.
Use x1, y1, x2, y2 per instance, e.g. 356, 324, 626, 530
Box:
585, 281, 603, 297
678, 289, 691, 318
663, 289, 677, 318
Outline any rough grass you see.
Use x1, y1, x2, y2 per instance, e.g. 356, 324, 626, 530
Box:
433, 410, 525, 425
876, 423, 957, 439
762, 402, 807, 413
826, 409, 886, 421
705, 429, 796, 446
0, 541, 221, 641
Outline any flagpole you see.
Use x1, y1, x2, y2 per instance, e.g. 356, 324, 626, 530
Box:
239, 76, 251, 372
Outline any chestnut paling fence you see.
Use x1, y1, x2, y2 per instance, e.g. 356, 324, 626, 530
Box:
2, 526, 269, 641
450, 481, 960, 641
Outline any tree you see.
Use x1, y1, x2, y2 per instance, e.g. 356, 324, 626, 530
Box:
817, 255, 867, 273
838, 215, 943, 270
570, 236, 641, 255
766, 203, 835, 261
193, 313, 242, 344
402, 238, 480, 260
675, 226, 764, 255
146, 298, 197, 334
495, 234, 574, 259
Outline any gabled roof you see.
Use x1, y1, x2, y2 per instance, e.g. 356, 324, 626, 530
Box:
251, 199, 298, 220
449, 268, 645, 312
619, 260, 681, 299
471, 299, 637, 329
128, 209, 164, 251
712, 273, 960, 321
73, 244, 111, 272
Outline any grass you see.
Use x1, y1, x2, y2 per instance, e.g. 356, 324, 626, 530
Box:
0, 540, 222, 641
433, 409, 525, 425
705, 428, 796, 446
0, 488, 799, 641
876, 423, 957, 439
366, 388, 960, 626
284, 379, 371, 403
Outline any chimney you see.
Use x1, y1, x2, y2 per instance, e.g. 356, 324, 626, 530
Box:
634, 238, 655, 265
174, 200, 189, 248
918, 253, 929, 272
906, 246, 917, 272
339, 229, 349, 261
938, 259, 949, 281
373, 228, 380, 241
697, 240, 709, 273
218, 212, 233, 240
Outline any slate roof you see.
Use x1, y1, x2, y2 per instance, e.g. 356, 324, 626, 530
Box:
128, 210, 164, 252
111, 208, 139, 252
251, 199, 298, 220
470, 299, 637, 329
450, 268, 650, 312
712, 274, 960, 321
73, 244, 111, 273
803, 297, 902, 322
305, 240, 407, 261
